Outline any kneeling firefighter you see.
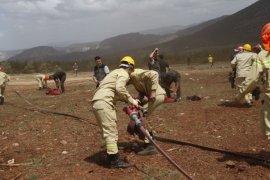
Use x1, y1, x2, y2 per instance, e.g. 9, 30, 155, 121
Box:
128, 69, 166, 155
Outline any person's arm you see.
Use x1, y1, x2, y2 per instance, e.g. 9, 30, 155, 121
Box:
115, 74, 138, 106
104, 65, 110, 74
231, 56, 237, 69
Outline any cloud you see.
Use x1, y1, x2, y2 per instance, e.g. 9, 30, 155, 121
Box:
0, 0, 258, 50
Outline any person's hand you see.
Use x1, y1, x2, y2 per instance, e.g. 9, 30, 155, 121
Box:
131, 98, 140, 107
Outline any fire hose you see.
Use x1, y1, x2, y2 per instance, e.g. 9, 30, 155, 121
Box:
10, 87, 270, 172
123, 104, 193, 180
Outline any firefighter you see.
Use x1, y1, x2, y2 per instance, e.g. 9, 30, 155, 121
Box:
231, 43, 258, 105
128, 69, 166, 155
92, 56, 140, 168
36, 73, 49, 90
92, 56, 110, 88
49, 71, 66, 93
208, 54, 214, 68
160, 69, 181, 102
235, 22, 270, 142
0, 66, 10, 105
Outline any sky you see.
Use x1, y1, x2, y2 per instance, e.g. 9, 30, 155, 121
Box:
0, 0, 258, 50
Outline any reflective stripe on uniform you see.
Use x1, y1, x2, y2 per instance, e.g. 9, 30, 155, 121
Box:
106, 143, 118, 154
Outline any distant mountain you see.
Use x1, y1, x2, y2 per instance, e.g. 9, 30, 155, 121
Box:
0, 49, 22, 61
98, 32, 162, 51
162, 0, 269, 51
8, 46, 63, 61
175, 16, 228, 38
140, 25, 186, 35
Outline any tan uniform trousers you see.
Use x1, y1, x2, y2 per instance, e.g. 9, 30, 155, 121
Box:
235, 77, 252, 104
261, 98, 270, 142
36, 75, 47, 88
144, 94, 165, 116
0, 84, 5, 97
92, 100, 118, 154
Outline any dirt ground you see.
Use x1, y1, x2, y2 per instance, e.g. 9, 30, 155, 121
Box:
1, 63, 270, 180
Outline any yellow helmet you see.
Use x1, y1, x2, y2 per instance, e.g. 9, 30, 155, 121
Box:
243, 44, 252, 51
120, 56, 135, 67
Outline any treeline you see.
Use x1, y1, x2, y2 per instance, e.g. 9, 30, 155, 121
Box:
0, 60, 94, 74
0, 45, 234, 74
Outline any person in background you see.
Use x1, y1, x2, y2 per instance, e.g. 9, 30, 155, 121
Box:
93, 56, 110, 88
208, 54, 214, 68
36, 73, 49, 90
148, 48, 161, 76
236, 23, 270, 142
49, 71, 66, 93
231, 44, 258, 106
73, 62, 79, 76
0, 65, 10, 105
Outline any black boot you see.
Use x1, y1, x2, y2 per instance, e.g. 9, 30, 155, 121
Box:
137, 143, 157, 156
108, 154, 132, 168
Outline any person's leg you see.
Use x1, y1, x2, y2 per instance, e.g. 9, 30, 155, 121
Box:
0, 85, 5, 104
36, 77, 42, 89
92, 101, 131, 168
261, 100, 270, 142
60, 75, 66, 92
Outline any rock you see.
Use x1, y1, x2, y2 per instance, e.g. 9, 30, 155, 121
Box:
12, 143, 19, 147
62, 151, 68, 154
226, 160, 236, 168
60, 140, 67, 145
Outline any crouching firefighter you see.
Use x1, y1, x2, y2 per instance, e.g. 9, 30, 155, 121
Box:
128, 69, 166, 155
91, 56, 140, 168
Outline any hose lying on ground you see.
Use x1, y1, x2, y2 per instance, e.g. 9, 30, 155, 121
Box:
9, 87, 270, 168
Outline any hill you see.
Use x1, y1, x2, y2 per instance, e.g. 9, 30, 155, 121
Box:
8, 46, 64, 61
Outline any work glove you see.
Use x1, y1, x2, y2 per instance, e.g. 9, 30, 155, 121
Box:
131, 98, 140, 107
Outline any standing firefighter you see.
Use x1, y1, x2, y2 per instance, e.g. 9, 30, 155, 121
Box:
236, 23, 270, 142
73, 62, 79, 76
128, 69, 166, 155
92, 56, 140, 168
231, 44, 258, 105
0, 66, 9, 105
36, 73, 49, 90
229, 46, 243, 88
93, 56, 110, 88
49, 71, 66, 93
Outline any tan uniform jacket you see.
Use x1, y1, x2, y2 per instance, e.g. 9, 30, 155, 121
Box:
0, 72, 9, 86
92, 68, 134, 107
237, 50, 270, 100
231, 51, 258, 78
129, 69, 165, 97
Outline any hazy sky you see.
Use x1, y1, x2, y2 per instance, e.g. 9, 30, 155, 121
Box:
0, 0, 258, 50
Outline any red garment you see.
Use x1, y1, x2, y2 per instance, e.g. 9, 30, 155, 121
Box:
46, 89, 61, 95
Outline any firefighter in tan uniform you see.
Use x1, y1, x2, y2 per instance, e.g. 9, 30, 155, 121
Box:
236, 23, 270, 142
0, 66, 10, 105
36, 74, 49, 90
231, 44, 258, 105
129, 69, 166, 155
92, 56, 139, 168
